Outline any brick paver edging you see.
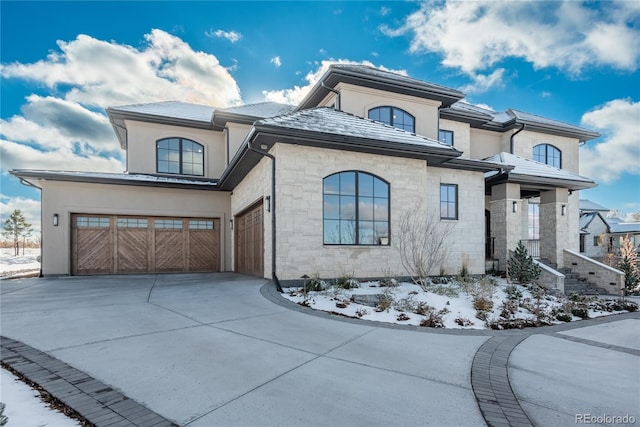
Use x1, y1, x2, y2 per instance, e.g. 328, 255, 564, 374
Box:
1, 336, 177, 427
471, 334, 534, 427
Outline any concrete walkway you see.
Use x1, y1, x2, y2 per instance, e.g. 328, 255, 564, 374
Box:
1, 274, 638, 426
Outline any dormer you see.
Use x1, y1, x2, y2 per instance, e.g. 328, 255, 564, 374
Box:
297, 64, 464, 141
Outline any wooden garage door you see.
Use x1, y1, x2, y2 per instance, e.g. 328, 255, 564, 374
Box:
235, 203, 264, 277
72, 215, 220, 275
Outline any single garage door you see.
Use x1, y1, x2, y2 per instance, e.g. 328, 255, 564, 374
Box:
235, 202, 264, 277
71, 214, 220, 275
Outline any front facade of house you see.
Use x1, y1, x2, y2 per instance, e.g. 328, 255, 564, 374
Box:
13, 64, 602, 287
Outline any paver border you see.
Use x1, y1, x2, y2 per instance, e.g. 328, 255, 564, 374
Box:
1, 336, 177, 427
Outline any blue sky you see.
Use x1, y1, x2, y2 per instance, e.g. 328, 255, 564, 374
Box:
1, 0, 639, 233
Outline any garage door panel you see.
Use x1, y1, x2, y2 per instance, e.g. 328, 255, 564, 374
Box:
155, 230, 185, 272
117, 229, 149, 273
235, 203, 264, 277
75, 228, 112, 274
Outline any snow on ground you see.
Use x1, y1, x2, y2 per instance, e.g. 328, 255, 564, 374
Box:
0, 368, 81, 427
0, 248, 40, 278
283, 277, 635, 330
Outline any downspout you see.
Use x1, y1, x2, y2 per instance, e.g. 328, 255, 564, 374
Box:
509, 123, 526, 154
225, 127, 230, 166
321, 82, 340, 111
247, 139, 282, 292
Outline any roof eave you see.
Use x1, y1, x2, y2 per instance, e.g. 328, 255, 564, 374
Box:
106, 108, 223, 131
10, 170, 220, 191
297, 67, 464, 110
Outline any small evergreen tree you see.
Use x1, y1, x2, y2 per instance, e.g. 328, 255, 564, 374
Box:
508, 241, 541, 284
2, 209, 32, 256
618, 234, 640, 295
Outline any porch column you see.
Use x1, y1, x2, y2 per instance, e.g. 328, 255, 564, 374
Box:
539, 188, 569, 268
490, 183, 521, 271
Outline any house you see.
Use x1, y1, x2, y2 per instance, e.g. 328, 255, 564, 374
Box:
579, 199, 640, 259
13, 64, 621, 292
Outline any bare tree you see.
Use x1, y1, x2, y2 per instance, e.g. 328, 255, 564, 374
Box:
394, 203, 453, 287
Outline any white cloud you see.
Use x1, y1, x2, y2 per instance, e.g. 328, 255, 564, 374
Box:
459, 69, 505, 94
579, 99, 640, 183
0, 195, 42, 235
0, 138, 124, 174
0, 30, 242, 177
262, 60, 407, 105
271, 56, 282, 68
1, 30, 242, 108
205, 29, 242, 43
383, 1, 640, 75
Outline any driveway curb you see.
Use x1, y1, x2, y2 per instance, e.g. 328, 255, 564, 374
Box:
1, 336, 177, 427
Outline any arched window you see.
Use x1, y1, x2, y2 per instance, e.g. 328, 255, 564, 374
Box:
533, 144, 561, 168
368, 106, 415, 133
323, 171, 390, 245
157, 138, 204, 176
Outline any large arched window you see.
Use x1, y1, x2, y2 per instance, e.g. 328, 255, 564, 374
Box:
157, 138, 204, 176
533, 144, 561, 168
368, 106, 415, 133
323, 171, 390, 245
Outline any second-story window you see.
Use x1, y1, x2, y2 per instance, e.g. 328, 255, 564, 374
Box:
157, 138, 204, 176
438, 130, 454, 146
533, 144, 561, 168
368, 106, 415, 133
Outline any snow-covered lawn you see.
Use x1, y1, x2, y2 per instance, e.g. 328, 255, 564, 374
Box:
0, 368, 81, 427
0, 247, 40, 278
283, 277, 638, 330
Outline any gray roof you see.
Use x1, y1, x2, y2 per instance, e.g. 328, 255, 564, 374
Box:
108, 101, 215, 123
11, 170, 218, 190
220, 102, 296, 118
484, 152, 596, 190
441, 103, 600, 142
609, 222, 640, 234
256, 107, 456, 151
297, 63, 465, 110
580, 199, 610, 212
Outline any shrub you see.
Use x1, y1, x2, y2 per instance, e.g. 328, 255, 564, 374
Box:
415, 301, 431, 316
618, 234, 640, 295
504, 284, 523, 302
335, 300, 349, 309
555, 312, 572, 322
571, 306, 589, 319
610, 300, 639, 312
304, 276, 327, 293
335, 276, 360, 289
393, 295, 417, 313
397, 313, 411, 321
419, 307, 449, 328
355, 308, 369, 318
508, 241, 541, 284
455, 317, 473, 327
375, 289, 394, 312
473, 296, 494, 313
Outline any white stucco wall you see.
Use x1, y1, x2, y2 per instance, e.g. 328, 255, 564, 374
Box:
125, 120, 226, 178
38, 180, 231, 275
439, 119, 471, 158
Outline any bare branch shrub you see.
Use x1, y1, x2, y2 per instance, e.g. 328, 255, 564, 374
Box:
394, 203, 453, 287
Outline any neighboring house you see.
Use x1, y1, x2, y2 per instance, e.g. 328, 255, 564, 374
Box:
579, 199, 640, 259
12, 64, 603, 288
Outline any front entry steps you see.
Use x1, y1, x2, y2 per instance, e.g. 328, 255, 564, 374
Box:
538, 259, 610, 296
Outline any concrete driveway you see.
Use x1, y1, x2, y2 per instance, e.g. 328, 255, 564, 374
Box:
1, 273, 638, 426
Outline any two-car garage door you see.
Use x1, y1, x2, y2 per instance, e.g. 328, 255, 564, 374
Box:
71, 214, 220, 275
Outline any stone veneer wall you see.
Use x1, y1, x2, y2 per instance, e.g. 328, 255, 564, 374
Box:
271, 144, 487, 281
564, 249, 624, 296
